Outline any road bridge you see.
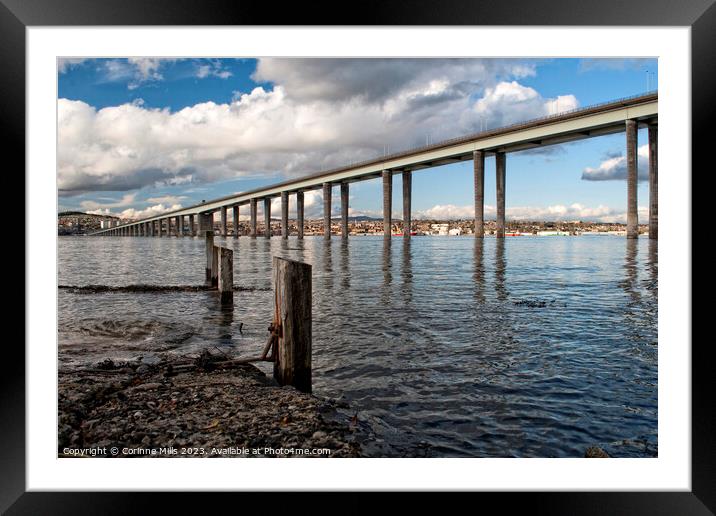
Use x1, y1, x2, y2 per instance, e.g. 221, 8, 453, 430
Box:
92, 92, 658, 240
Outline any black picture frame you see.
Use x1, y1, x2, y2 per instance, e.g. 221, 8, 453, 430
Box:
4, 0, 711, 512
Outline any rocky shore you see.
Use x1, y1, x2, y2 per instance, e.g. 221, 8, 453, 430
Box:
58, 352, 368, 458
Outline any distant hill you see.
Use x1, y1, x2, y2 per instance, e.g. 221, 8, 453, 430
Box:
58, 211, 118, 219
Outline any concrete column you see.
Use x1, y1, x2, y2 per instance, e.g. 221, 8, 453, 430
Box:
382, 170, 392, 238
167, 218, 173, 237
402, 171, 411, 238
250, 199, 257, 238
232, 205, 240, 238
626, 119, 638, 239
340, 183, 349, 239
495, 152, 506, 238
474, 150, 485, 238
149, 221, 154, 236
158, 221, 163, 237
220, 206, 227, 237
189, 214, 195, 236
297, 191, 304, 240
198, 212, 213, 233
323, 182, 332, 240
175, 215, 182, 237
648, 125, 658, 240
264, 197, 272, 238
281, 191, 289, 239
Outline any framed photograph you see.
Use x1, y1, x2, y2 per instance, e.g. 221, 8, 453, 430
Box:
7, 0, 711, 511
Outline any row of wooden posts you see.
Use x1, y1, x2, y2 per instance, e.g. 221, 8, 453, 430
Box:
202, 229, 313, 393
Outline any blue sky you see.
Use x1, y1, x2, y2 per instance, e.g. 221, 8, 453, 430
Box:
57, 57, 657, 222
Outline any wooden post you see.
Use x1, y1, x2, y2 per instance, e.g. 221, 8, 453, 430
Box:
218, 247, 233, 305
211, 245, 219, 288
272, 257, 312, 393
204, 230, 214, 284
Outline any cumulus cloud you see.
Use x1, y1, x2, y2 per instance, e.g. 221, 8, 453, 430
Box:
472, 81, 579, 127
252, 58, 537, 104
582, 144, 650, 181
414, 203, 648, 223
79, 193, 137, 211
59, 58, 578, 197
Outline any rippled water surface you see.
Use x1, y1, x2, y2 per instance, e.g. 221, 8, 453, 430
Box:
58, 235, 657, 457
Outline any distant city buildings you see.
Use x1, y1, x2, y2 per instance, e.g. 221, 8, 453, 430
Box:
60, 212, 647, 236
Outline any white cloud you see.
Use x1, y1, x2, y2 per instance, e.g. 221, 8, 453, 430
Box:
59, 59, 578, 197
118, 203, 183, 220
582, 144, 650, 181
195, 61, 232, 80
472, 81, 579, 127
79, 193, 137, 211
58, 58, 88, 73
98, 58, 177, 90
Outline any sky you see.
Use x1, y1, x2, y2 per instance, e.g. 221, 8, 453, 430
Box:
57, 57, 658, 222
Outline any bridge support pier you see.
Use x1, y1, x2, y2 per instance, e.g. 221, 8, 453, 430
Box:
220, 206, 227, 237
297, 191, 304, 239
264, 198, 272, 238
341, 183, 349, 239
626, 119, 639, 239
323, 183, 332, 240
648, 125, 658, 240
176, 215, 182, 237
281, 192, 289, 239
250, 199, 257, 238
198, 212, 213, 233
382, 170, 392, 238
474, 150, 485, 238
232, 205, 240, 238
402, 171, 411, 238
496, 152, 506, 238
189, 214, 195, 237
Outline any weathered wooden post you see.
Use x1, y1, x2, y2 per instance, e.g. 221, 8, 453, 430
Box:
218, 246, 233, 305
211, 245, 219, 288
204, 230, 214, 284
272, 257, 312, 393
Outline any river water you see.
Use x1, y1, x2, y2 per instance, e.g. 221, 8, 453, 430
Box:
58, 234, 658, 457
